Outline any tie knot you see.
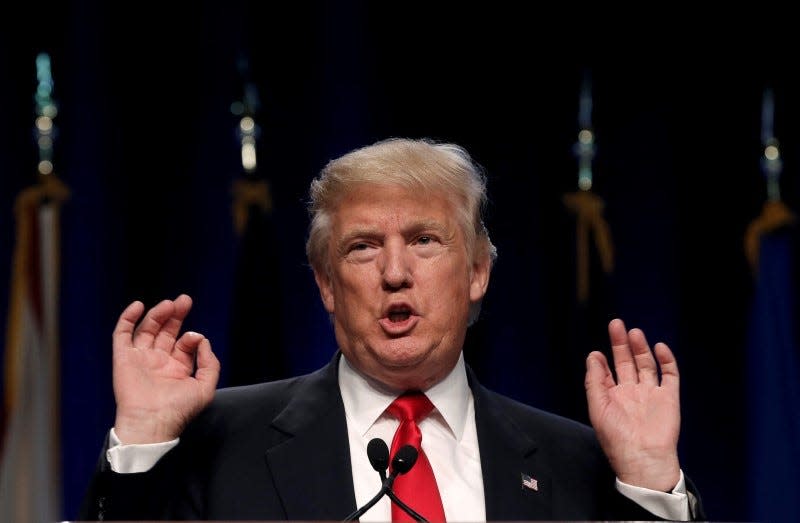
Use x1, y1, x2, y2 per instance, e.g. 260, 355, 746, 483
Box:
387, 391, 434, 422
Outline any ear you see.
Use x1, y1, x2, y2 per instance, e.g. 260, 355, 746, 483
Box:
469, 251, 491, 303
314, 267, 335, 314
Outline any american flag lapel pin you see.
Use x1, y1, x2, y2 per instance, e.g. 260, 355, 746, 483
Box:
521, 472, 539, 492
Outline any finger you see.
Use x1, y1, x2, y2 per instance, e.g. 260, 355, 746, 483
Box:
584, 351, 614, 423
654, 342, 680, 389
608, 318, 638, 385
195, 337, 220, 394
152, 294, 194, 351
132, 298, 178, 350
171, 330, 204, 372
112, 300, 145, 352
629, 327, 659, 386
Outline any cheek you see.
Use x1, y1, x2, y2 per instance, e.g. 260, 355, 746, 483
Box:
426, 264, 472, 306
334, 268, 378, 309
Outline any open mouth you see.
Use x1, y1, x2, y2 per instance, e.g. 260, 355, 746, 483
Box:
387, 306, 412, 323
379, 304, 418, 334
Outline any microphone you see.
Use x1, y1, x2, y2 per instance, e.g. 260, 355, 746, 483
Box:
368, 437, 390, 478
343, 439, 427, 522
385, 446, 426, 522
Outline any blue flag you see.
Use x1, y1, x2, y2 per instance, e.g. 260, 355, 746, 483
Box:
746, 227, 800, 523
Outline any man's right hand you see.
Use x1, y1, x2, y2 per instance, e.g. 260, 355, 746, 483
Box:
111, 294, 220, 444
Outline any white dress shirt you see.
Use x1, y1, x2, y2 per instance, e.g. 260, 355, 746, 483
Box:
339, 352, 485, 522
107, 351, 692, 520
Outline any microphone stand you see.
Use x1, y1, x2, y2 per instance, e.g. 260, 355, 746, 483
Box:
342, 473, 396, 522
382, 472, 427, 522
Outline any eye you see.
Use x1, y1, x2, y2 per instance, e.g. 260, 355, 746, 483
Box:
416, 235, 434, 245
344, 241, 377, 261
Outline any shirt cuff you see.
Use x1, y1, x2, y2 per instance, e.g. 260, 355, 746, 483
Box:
615, 470, 690, 521
106, 427, 179, 474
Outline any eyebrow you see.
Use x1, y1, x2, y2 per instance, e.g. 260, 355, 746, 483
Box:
408, 219, 448, 234
338, 226, 379, 244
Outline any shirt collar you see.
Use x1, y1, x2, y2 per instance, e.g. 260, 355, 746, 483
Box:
338, 352, 471, 441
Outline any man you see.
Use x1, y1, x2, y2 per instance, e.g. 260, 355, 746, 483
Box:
80, 137, 703, 521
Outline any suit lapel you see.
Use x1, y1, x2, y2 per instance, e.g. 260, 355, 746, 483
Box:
468, 366, 553, 521
264, 353, 357, 520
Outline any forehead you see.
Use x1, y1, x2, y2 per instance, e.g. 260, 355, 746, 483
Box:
331, 184, 456, 225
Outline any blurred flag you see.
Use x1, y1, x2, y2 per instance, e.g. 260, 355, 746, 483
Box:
563, 69, 614, 307
228, 176, 287, 385
226, 56, 287, 386
0, 175, 69, 521
743, 87, 800, 523
744, 226, 800, 523
1, 52, 69, 521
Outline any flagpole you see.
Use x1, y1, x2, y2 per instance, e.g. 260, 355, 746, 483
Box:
744, 87, 796, 273
231, 54, 271, 236
760, 88, 782, 203
563, 69, 614, 304
575, 69, 595, 192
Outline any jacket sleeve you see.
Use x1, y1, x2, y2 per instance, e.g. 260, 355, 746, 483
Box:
77, 433, 198, 521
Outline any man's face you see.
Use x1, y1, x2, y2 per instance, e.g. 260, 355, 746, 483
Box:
314, 184, 490, 391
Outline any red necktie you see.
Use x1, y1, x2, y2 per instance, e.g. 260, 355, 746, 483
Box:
387, 391, 446, 523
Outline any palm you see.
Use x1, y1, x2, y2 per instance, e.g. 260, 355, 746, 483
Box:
115, 343, 204, 418
585, 319, 681, 491
593, 380, 679, 456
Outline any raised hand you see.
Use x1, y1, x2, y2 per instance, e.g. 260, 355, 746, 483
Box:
112, 294, 220, 444
584, 318, 681, 492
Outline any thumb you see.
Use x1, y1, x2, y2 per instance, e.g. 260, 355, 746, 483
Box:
584, 351, 612, 410
195, 337, 221, 396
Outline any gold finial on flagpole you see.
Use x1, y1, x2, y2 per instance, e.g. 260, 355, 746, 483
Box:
28, 52, 70, 205
744, 88, 796, 275
563, 69, 614, 304
230, 55, 271, 236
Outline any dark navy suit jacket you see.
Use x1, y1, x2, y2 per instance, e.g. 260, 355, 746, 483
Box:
79, 352, 704, 521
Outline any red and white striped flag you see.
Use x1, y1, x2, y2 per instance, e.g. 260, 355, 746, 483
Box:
0, 179, 69, 522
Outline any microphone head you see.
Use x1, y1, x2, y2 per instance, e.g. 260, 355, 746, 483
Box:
391, 444, 418, 475
367, 438, 390, 473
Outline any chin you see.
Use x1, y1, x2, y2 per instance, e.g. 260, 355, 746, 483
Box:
376, 347, 430, 369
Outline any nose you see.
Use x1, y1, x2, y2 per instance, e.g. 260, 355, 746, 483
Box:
380, 240, 412, 290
